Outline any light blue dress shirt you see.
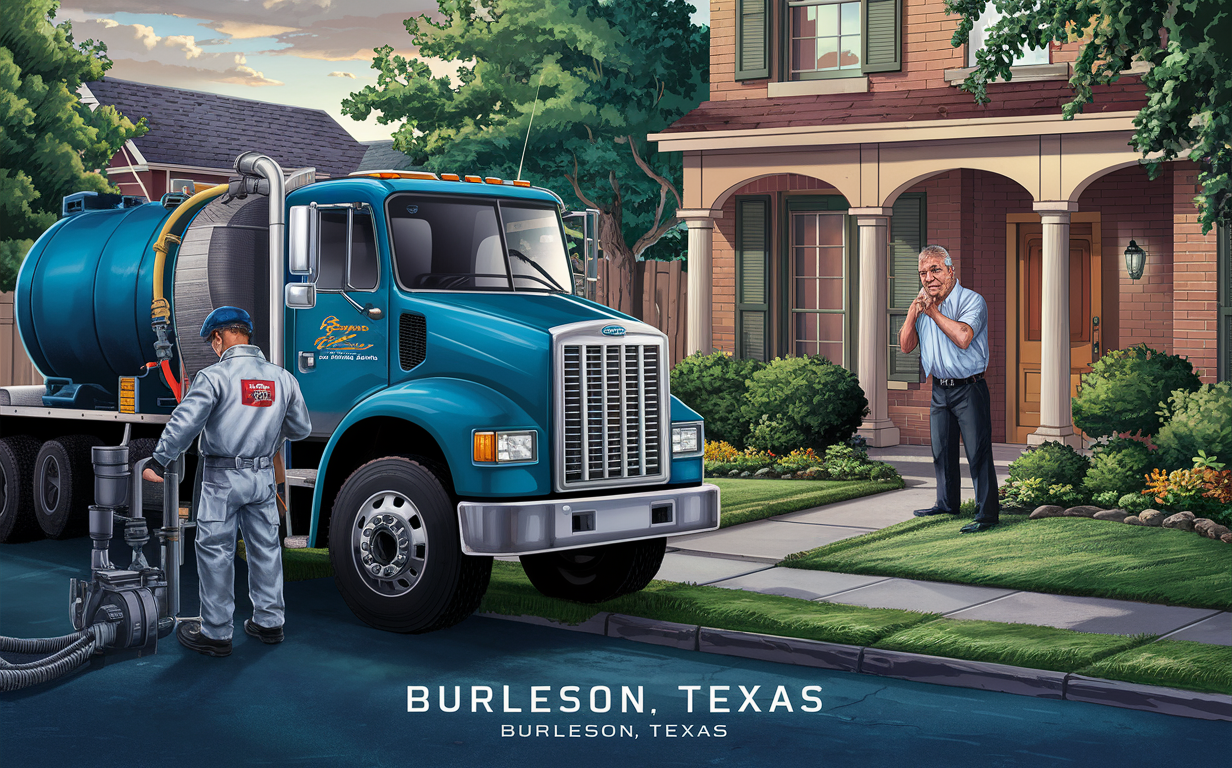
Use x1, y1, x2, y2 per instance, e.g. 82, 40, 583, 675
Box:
914, 281, 990, 380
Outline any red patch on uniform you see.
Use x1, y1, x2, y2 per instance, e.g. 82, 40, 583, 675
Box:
241, 379, 275, 407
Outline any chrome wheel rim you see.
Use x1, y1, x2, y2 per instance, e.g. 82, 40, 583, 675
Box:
350, 490, 427, 597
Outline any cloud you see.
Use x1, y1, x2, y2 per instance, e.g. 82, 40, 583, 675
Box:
208, 21, 298, 40
164, 34, 204, 59
327, 71, 356, 78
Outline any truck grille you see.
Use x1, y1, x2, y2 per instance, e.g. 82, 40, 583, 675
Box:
560, 341, 664, 487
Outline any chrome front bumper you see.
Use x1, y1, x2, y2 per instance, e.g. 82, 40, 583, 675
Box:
456, 483, 720, 556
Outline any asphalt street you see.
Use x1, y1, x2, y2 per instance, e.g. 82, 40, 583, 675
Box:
1, 537, 1227, 767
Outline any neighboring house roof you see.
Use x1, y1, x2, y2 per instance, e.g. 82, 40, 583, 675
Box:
357, 140, 422, 172
663, 78, 1149, 134
86, 78, 366, 177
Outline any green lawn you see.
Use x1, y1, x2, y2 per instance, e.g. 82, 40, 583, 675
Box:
1077, 640, 1232, 695
712, 477, 903, 528
783, 515, 1232, 610
238, 541, 333, 581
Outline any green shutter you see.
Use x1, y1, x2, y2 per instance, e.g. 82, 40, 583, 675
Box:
736, 0, 771, 80
736, 197, 771, 361
1219, 222, 1231, 382
888, 193, 924, 382
862, 0, 902, 73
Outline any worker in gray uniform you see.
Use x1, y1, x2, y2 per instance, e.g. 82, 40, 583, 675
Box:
143, 306, 311, 657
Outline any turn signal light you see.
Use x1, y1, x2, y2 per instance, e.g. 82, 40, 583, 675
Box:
441, 173, 460, 181
473, 432, 497, 463
464, 175, 483, 183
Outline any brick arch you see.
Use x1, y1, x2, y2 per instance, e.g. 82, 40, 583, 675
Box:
880, 165, 1035, 209
706, 171, 859, 210
1065, 158, 1146, 202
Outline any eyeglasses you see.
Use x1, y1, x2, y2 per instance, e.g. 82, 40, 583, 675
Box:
918, 265, 948, 279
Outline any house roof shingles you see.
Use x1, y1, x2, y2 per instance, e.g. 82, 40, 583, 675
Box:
357, 140, 421, 172
662, 78, 1150, 134
88, 78, 367, 177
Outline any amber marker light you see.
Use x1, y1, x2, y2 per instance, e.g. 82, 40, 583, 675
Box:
473, 432, 497, 463
441, 173, 460, 181
484, 177, 503, 185
511, 180, 531, 187
464, 175, 483, 183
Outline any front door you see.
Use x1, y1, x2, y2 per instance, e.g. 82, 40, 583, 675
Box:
291, 204, 389, 436
1011, 219, 1101, 443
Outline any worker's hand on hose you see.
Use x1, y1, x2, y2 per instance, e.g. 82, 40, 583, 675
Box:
142, 461, 166, 484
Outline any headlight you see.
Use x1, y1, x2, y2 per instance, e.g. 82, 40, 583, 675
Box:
474, 430, 537, 463
671, 423, 702, 455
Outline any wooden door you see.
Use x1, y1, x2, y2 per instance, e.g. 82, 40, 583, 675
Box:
1013, 222, 1100, 443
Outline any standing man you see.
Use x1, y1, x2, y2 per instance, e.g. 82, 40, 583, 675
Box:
898, 246, 999, 534
143, 307, 312, 656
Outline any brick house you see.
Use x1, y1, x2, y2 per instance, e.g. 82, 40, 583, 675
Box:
80, 79, 367, 200
650, 0, 1230, 447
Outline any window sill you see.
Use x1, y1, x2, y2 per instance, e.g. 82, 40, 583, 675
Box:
944, 62, 1070, 85
767, 77, 869, 98
887, 380, 909, 390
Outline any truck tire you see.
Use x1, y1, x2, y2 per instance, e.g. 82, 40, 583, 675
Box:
329, 457, 492, 633
34, 435, 103, 539
520, 538, 667, 604
0, 435, 41, 543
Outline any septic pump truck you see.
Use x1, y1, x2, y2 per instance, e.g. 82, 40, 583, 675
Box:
2, 153, 719, 636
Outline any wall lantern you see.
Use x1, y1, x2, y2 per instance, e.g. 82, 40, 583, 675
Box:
1124, 239, 1146, 280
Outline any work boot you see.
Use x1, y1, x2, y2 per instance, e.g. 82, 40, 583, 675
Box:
244, 618, 284, 645
177, 621, 232, 657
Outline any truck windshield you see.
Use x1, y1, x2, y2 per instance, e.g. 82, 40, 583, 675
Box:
387, 195, 571, 293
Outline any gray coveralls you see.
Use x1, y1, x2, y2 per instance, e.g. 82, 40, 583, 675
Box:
153, 345, 312, 641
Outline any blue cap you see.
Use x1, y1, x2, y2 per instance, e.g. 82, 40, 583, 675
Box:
199, 306, 254, 338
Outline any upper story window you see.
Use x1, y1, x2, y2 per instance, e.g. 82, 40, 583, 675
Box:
736, 0, 901, 82
966, 5, 1049, 67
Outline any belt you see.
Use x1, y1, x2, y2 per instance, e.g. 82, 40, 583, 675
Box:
202, 455, 273, 469
934, 372, 984, 388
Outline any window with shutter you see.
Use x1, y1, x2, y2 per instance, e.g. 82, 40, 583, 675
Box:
888, 193, 925, 382
861, 0, 901, 73
1219, 223, 1231, 382
736, 0, 771, 80
736, 197, 771, 361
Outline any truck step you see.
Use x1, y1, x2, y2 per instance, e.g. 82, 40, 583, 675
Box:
284, 469, 317, 489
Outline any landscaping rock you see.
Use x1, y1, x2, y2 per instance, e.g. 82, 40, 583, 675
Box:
1061, 505, 1101, 518
754, 468, 773, 478
1202, 523, 1230, 541
1123, 515, 1143, 525
781, 473, 793, 480
739, 471, 752, 478
728, 470, 740, 477
1093, 509, 1128, 522
1029, 505, 1063, 519
1193, 518, 1217, 537
1162, 513, 1196, 532
1138, 509, 1165, 527
1222, 533, 1232, 544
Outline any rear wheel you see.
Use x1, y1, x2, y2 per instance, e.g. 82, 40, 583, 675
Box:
0, 435, 41, 543
329, 457, 492, 633
34, 435, 102, 539
520, 538, 667, 604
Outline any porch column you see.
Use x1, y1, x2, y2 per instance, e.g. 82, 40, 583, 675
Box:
678, 210, 719, 355
1028, 201, 1081, 447
850, 207, 900, 447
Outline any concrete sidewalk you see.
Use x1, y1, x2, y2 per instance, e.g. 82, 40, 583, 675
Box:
658, 443, 1232, 646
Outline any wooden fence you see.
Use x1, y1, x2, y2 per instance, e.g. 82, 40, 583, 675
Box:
0, 292, 43, 387
593, 258, 688, 366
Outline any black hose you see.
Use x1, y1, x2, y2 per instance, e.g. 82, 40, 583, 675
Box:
0, 623, 116, 692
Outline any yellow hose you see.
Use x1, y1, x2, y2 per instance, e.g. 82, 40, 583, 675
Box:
151, 184, 228, 323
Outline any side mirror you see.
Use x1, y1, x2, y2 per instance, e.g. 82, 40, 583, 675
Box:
563, 208, 599, 300
285, 282, 316, 309
288, 204, 318, 276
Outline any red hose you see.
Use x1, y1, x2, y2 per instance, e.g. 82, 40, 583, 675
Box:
159, 360, 183, 402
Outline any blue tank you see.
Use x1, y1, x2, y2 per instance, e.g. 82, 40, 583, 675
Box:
16, 202, 175, 393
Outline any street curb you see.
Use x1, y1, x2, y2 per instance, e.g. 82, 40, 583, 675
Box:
477, 612, 1232, 721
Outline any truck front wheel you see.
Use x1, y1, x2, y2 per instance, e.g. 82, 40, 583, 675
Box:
520, 538, 667, 604
329, 457, 492, 633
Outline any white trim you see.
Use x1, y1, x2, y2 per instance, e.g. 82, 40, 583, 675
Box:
649, 111, 1140, 152
944, 62, 1070, 85
124, 139, 147, 166
767, 77, 869, 97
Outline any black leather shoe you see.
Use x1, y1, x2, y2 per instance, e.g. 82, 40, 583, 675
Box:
960, 521, 998, 534
244, 618, 284, 645
177, 621, 232, 657
913, 507, 957, 517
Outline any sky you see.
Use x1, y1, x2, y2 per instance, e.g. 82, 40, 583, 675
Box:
61, 1, 712, 144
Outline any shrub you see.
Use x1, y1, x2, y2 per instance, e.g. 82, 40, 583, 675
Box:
1004, 478, 1084, 508
1117, 493, 1150, 514
1072, 345, 1201, 438
1154, 382, 1232, 471
1092, 490, 1120, 507
1007, 441, 1090, 490
742, 356, 868, 455
671, 351, 764, 447
1142, 468, 1223, 515
1082, 438, 1154, 500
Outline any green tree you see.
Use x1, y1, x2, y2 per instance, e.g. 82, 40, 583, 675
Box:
0, 0, 145, 291
342, 0, 708, 315
946, 0, 1230, 232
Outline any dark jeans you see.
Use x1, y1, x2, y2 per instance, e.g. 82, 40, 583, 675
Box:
931, 378, 999, 524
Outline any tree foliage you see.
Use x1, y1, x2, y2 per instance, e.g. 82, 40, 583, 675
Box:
342, 0, 708, 314
946, 0, 1230, 232
0, 0, 145, 291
